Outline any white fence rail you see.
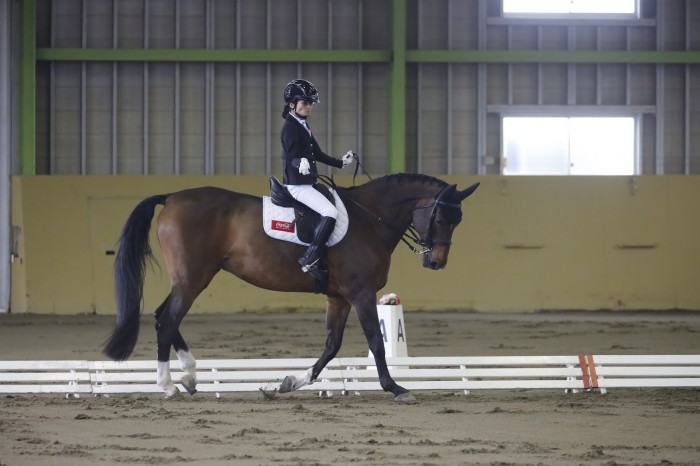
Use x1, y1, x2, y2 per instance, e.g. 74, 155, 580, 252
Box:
1, 355, 699, 397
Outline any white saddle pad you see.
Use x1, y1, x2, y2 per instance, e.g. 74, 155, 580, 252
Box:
262, 189, 349, 246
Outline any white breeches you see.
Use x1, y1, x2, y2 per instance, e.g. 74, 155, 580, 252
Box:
286, 184, 338, 219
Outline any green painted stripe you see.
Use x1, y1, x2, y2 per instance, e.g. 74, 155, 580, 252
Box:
36, 48, 700, 65
36, 48, 391, 63
388, 0, 406, 174
407, 50, 700, 64
20, 0, 36, 175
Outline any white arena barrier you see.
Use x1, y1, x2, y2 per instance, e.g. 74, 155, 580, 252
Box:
1, 355, 699, 397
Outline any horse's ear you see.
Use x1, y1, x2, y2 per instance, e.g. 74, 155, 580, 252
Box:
458, 182, 480, 200
442, 184, 458, 200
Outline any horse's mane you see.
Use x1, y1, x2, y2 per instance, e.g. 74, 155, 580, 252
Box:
381, 173, 448, 187
341, 173, 448, 192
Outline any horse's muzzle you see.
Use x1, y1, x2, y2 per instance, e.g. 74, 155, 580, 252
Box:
422, 252, 446, 270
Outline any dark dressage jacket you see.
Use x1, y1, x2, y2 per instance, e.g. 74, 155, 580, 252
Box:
280, 114, 343, 185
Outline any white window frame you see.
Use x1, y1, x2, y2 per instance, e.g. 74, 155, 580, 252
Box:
502, 0, 640, 20
500, 115, 641, 176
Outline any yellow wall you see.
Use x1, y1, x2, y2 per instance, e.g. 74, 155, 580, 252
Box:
10, 175, 700, 314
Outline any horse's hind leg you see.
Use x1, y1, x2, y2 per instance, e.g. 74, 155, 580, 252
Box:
173, 333, 197, 395
155, 298, 197, 394
280, 296, 351, 393
154, 292, 198, 398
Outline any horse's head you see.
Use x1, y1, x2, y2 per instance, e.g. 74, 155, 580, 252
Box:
411, 182, 480, 270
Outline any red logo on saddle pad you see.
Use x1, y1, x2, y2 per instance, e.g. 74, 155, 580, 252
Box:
271, 220, 295, 233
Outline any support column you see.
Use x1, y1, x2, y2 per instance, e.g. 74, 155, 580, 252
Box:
20, 0, 35, 175
654, 0, 665, 174
388, 0, 406, 173
0, 0, 14, 312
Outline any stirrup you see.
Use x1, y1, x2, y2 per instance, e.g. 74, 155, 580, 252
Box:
300, 257, 320, 273
308, 266, 328, 283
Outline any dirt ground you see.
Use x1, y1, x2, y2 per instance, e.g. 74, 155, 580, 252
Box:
1, 310, 699, 466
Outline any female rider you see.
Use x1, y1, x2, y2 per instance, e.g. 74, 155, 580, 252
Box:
280, 79, 354, 281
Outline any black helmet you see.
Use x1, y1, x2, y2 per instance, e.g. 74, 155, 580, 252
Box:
284, 79, 319, 104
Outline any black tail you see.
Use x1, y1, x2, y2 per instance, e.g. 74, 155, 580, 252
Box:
103, 194, 168, 361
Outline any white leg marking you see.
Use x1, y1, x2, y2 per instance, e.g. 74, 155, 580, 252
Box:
176, 349, 197, 394
176, 349, 197, 382
291, 367, 314, 390
157, 361, 179, 398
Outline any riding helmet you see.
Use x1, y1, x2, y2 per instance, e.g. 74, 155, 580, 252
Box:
284, 79, 320, 104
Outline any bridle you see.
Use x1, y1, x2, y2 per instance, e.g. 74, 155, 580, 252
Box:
327, 176, 461, 256
318, 158, 462, 256
402, 185, 462, 255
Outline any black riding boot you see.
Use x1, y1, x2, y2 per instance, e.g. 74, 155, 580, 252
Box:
298, 216, 336, 281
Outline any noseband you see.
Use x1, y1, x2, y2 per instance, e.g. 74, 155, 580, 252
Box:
404, 186, 462, 255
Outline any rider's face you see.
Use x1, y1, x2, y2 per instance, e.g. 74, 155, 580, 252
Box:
292, 100, 315, 117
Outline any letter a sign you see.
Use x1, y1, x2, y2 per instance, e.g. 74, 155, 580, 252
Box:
369, 304, 408, 358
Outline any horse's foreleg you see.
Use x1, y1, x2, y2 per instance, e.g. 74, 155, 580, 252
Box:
279, 367, 314, 393
310, 296, 352, 381
354, 295, 413, 402
279, 296, 351, 393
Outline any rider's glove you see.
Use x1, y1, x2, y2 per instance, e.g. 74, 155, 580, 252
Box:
341, 151, 355, 167
299, 158, 311, 175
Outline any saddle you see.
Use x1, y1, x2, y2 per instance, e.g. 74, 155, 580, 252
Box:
269, 176, 336, 244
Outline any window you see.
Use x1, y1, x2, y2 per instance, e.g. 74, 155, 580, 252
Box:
503, 0, 638, 17
502, 117, 636, 176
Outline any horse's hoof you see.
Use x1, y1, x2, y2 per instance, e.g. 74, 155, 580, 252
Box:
394, 391, 415, 402
163, 386, 182, 400
181, 375, 197, 395
279, 376, 294, 393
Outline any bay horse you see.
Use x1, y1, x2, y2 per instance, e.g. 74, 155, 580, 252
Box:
103, 173, 479, 401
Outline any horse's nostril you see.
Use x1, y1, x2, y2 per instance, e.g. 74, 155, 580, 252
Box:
430, 261, 440, 270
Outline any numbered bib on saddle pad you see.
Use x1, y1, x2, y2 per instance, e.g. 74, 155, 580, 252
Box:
262, 189, 349, 246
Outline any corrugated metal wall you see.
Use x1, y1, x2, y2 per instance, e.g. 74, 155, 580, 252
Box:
34, 0, 700, 175
35, 0, 389, 175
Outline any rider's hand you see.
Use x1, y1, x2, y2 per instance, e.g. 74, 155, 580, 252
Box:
341, 151, 355, 167
299, 158, 311, 175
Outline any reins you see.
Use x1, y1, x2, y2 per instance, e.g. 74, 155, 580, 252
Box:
345, 188, 432, 256
347, 151, 371, 186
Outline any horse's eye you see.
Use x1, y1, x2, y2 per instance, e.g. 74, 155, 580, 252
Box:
435, 218, 443, 225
